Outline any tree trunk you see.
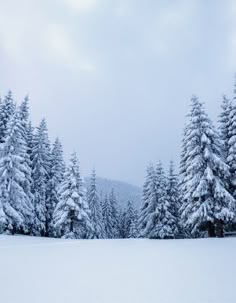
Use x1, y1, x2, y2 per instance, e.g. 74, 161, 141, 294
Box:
215, 220, 224, 238
207, 221, 216, 238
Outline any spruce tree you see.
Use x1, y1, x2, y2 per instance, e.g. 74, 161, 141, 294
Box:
219, 95, 232, 162
138, 164, 158, 238
109, 189, 119, 238
26, 121, 34, 163
19, 96, 30, 124
0, 110, 33, 234
31, 119, 51, 236
227, 81, 236, 197
46, 137, 65, 236
54, 152, 93, 239
87, 169, 104, 239
181, 96, 235, 237
166, 161, 180, 238
101, 194, 114, 238
129, 209, 139, 238
125, 201, 135, 238
117, 208, 127, 238
0, 91, 15, 144
18, 97, 34, 224
144, 162, 177, 239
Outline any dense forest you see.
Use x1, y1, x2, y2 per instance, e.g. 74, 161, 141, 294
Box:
0, 79, 236, 239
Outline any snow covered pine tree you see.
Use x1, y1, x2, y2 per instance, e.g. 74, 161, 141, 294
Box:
31, 119, 51, 236
46, 137, 65, 237
0, 91, 15, 144
125, 200, 138, 238
181, 96, 235, 238
138, 164, 157, 238
87, 168, 104, 238
54, 152, 93, 239
101, 194, 114, 239
0, 109, 33, 234
166, 161, 180, 238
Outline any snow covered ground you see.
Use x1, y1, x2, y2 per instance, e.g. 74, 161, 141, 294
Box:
0, 236, 235, 303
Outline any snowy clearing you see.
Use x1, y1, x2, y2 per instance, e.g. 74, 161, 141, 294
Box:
0, 236, 235, 303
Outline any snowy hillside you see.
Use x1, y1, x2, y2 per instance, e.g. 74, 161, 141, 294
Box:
0, 236, 235, 303
85, 176, 142, 209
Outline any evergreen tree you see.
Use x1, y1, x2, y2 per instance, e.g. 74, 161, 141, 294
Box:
87, 168, 104, 239
54, 152, 93, 239
46, 137, 65, 237
144, 162, 177, 239
26, 121, 34, 163
219, 95, 231, 162
166, 161, 180, 238
125, 201, 138, 238
0, 91, 15, 144
109, 189, 119, 238
181, 96, 235, 237
101, 194, 114, 238
18, 97, 34, 224
138, 164, 158, 238
179, 125, 193, 238
31, 119, 51, 236
227, 82, 236, 197
19, 96, 30, 124
117, 208, 127, 238
179, 126, 189, 196
129, 209, 139, 238
124, 201, 133, 237
0, 110, 33, 234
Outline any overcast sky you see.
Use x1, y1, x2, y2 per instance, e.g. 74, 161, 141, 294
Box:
0, 0, 236, 186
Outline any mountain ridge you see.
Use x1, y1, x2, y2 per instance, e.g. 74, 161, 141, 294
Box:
85, 176, 142, 209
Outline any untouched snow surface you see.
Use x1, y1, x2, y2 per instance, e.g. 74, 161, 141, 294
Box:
0, 236, 235, 303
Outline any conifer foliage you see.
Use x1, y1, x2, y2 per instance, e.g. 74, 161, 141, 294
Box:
0, 109, 33, 234
87, 169, 104, 239
53, 152, 93, 239
46, 138, 65, 236
1, 77, 236, 240
101, 194, 114, 239
0, 91, 15, 144
180, 96, 235, 237
31, 119, 51, 236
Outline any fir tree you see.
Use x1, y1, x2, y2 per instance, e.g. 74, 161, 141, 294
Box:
31, 119, 51, 236
0, 91, 15, 144
227, 80, 236, 197
87, 169, 104, 239
46, 137, 65, 237
101, 194, 114, 238
109, 189, 119, 238
0, 110, 33, 234
26, 121, 34, 163
144, 162, 177, 239
138, 164, 158, 238
125, 201, 138, 238
181, 96, 235, 237
18, 97, 34, 223
129, 209, 139, 238
219, 95, 231, 162
124, 201, 134, 238
54, 152, 93, 239
19, 96, 30, 124
166, 161, 180, 238
117, 208, 127, 238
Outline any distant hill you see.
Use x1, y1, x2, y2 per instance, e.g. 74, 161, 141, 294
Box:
85, 177, 142, 210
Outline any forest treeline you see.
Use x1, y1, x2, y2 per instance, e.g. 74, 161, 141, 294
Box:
0, 79, 236, 239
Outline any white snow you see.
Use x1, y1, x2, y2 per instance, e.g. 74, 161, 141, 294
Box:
0, 235, 235, 303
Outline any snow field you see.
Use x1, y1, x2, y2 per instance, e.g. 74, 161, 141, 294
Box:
0, 236, 235, 303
